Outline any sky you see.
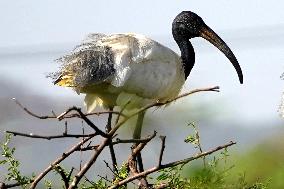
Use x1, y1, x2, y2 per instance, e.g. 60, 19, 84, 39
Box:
1, 0, 284, 47
0, 0, 284, 125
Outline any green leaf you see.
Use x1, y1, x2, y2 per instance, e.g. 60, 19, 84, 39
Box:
0, 159, 7, 164
156, 172, 169, 181
184, 135, 196, 143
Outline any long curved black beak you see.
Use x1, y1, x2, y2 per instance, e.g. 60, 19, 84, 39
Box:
200, 25, 243, 84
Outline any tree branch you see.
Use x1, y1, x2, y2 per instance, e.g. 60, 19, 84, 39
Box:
108, 86, 220, 137
158, 136, 166, 167
110, 141, 236, 189
57, 106, 109, 138
78, 132, 157, 151
10, 86, 220, 188
12, 98, 125, 119
29, 136, 94, 189
105, 108, 118, 175
5, 131, 97, 140
68, 137, 110, 189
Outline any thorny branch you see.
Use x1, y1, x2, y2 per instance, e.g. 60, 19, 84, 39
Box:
0, 86, 227, 189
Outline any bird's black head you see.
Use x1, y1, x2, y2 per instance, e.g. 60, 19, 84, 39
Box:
172, 11, 243, 84
172, 11, 205, 40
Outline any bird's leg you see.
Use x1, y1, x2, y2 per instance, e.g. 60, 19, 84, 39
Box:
133, 111, 146, 172
105, 107, 118, 176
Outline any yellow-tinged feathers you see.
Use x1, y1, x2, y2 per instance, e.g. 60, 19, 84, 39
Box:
84, 94, 103, 113
54, 74, 74, 87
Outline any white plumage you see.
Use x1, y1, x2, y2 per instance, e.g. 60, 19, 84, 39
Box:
53, 33, 185, 112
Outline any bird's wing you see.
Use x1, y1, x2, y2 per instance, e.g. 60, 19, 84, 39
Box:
50, 33, 148, 90
49, 33, 116, 90
50, 33, 184, 111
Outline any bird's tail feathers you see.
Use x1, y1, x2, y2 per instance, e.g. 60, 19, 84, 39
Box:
84, 94, 103, 113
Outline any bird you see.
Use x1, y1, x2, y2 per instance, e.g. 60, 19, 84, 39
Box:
50, 11, 243, 171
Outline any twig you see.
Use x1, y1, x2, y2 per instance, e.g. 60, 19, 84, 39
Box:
57, 107, 109, 138
138, 86, 220, 115
67, 87, 219, 188
103, 160, 120, 179
108, 86, 220, 138
130, 132, 157, 158
158, 136, 166, 167
0, 182, 6, 189
79, 132, 157, 151
68, 137, 110, 189
13, 86, 219, 189
12, 98, 125, 119
12, 98, 55, 119
5, 131, 97, 140
97, 175, 112, 184
105, 107, 118, 175
127, 132, 156, 188
67, 131, 158, 188
67, 168, 74, 184
72, 167, 96, 186
53, 165, 70, 188
114, 137, 156, 144
29, 136, 94, 189
1, 181, 31, 189
109, 141, 236, 189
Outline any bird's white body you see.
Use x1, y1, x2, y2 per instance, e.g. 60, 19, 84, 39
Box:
53, 33, 185, 111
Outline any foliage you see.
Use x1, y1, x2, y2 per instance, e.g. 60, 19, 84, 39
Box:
153, 123, 270, 189
0, 134, 33, 188
0, 126, 279, 189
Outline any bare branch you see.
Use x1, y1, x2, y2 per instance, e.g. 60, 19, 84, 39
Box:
12, 98, 125, 119
127, 132, 156, 189
68, 137, 110, 188
57, 107, 109, 138
109, 141, 236, 189
114, 137, 156, 145
29, 136, 94, 189
158, 136, 166, 167
67, 130, 158, 188
53, 165, 70, 188
134, 86, 220, 117
0, 182, 6, 189
79, 133, 157, 151
130, 132, 157, 158
108, 86, 220, 137
10, 86, 221, 189
162, 141, 235, 168
105, 108, 118, 175
103, 160, 120, 179
5, 131, 97, 140
12, 98, 55, 119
